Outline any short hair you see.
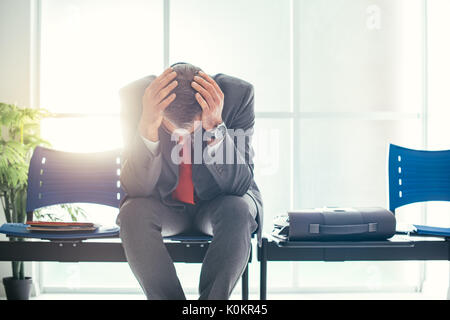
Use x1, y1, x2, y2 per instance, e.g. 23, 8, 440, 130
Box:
164, 62, 203, 129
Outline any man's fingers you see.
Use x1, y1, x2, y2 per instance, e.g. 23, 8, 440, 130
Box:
155, 80, 178, 104
157, 93, 176, 111
152, 71, 177, 96
149, 71, 177, 102
192, 80, 216, 108
198, 71, 224, 99
147, 67, 174, 92
148, 68, 177, 98
193, 75, 220, 105
195, 92, 209, 111
159, 66, 174, 81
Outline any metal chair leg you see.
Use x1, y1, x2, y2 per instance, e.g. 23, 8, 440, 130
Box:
260, 237, 268, 300
241, 263, 249, 300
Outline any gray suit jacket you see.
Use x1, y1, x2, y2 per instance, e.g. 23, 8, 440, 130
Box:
118, 73, 263, 246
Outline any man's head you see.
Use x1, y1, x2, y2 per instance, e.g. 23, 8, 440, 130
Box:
163, 62, 203, 133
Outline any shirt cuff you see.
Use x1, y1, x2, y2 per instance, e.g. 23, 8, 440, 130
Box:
140, 134, 161, 156
206, 136, 225, 158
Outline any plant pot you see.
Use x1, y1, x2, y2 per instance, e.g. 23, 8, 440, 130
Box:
2, 277, 33, 300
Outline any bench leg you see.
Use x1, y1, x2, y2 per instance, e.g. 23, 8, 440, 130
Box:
260, 238, 267, 300
241, 263, 249, 300
447, 245, 450, 300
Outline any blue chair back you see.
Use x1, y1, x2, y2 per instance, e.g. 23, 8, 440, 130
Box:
388, 144, 450, 213
26, 146, 125, 220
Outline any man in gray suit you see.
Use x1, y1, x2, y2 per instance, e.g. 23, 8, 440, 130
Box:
116, 62, 263, 300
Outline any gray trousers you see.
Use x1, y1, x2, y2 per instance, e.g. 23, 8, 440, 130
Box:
116, 193, 258, 300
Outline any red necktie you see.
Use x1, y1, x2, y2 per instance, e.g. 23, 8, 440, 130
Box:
172, 141, 195, 205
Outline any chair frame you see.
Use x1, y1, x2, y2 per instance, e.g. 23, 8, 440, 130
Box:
258, 143, 450, 300
0, 238, 251, 299
257, 235, 449, 300
0, 146, 252, 299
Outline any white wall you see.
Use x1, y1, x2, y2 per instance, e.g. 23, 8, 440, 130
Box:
0, 0, 34, 298
422, 0, 450, 298
0, 0, 32, 106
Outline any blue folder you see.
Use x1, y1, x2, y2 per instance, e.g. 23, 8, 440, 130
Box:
413, 225, 450, 237
0, 223, 120, 240
0, 223, 214, 242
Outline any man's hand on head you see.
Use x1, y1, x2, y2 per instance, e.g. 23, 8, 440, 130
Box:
191, 71, 224, 131
139, 67, 178, 142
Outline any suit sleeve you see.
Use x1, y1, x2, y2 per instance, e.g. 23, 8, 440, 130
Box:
202, 84, 256, 196
119, 78, 162, 198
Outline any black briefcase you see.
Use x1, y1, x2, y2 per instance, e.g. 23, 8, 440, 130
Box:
272, 207, 396, 241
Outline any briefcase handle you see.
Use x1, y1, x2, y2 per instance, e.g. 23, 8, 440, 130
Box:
309, 223, 378, 235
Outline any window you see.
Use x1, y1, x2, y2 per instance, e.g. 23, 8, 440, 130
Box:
38, 0, 449, 296
39, 0, 164, 293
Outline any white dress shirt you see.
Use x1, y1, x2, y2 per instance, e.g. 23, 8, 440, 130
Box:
140, 133, 224, 158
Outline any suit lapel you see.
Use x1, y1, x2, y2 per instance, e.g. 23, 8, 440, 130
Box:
159, 126, 178, 176
157, 127, 179, 203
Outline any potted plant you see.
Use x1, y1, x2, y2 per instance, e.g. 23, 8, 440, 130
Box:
0, 102, 85, 300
